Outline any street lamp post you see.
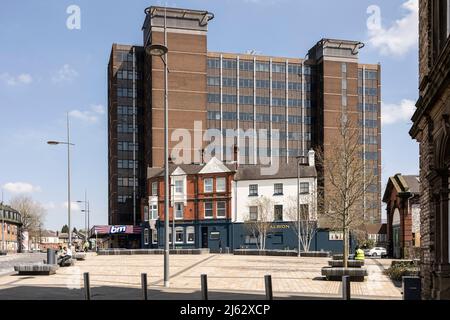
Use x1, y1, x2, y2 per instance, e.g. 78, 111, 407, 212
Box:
48, 113, 74, 245
146, 10, 170, 288
77, 190, 90, 242
296, 155, 308, 257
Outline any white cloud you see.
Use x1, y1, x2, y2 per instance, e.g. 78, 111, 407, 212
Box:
62, 201, 81, 211
367, 0, 418, 56
69, 104, 105, 124
382, 99, 416, 125
0, 73, 33, 86
52, 64, 78, 83
43, 202, 56, 210
91, 104, 105, 115
2, 182, 42, 194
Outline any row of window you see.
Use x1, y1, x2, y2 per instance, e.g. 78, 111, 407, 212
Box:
143, 227, 195, 245
207, 59, 311, 74
0, 210, 20, 221
207, 111, 311, 124
118, 141, 139, 152
117, 123, 138, 133
117, 87, 136, 98
360, 119, 378, 128
358, 70, 378, 80
248, 204, 309, 222
145, 201, 228, 221
358, 103, 379, 113
208, 94, 311, 107
117, 105, 137, 116
118, 159, 138, 169
118, 177, 137, 187
207, 77, 308, 91
116, 51, 134, 62
248, 182, 309, 197
359, 135, 378, 145
151, 177, 227, 196
358, 87, 378, 96
117, 70, 141, 80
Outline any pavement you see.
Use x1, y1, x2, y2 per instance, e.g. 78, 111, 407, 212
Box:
0, 253, 402, 300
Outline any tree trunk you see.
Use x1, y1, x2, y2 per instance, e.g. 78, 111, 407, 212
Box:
343, 227, 349, 269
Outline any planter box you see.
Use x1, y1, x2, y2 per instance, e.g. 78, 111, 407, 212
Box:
14, 264, 58, 275
321, 267, 368, 282
328, 260, 364, 268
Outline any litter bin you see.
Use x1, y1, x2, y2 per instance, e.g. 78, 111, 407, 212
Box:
402, 276, 421, 300
47, 248, 56, 265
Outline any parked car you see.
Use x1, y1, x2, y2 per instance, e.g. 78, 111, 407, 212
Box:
367, 247, 387, 257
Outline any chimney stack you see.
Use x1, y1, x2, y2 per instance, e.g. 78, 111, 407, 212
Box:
308, 149, 315, 167
233, 145, 239, 167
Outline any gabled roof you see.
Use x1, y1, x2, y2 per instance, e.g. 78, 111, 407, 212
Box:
235, 164, 316, 181
382, 173, 420, 203
199, 157, 231, 174
148, 158, 236, 179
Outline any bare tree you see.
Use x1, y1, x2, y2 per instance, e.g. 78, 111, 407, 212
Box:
315, 115, 377, 268
244, 196, 274, 250
285, 195, 318, 252
10, 195, 46, 233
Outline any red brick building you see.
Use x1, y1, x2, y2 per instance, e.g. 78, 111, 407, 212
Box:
142, 157, 236, 251
383, 174, 420, 259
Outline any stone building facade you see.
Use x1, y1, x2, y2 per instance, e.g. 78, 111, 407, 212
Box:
410, 0, 450, 300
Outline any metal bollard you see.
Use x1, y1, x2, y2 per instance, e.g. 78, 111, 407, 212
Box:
264, 275, 273, 300
141, 273, 148, 300
342, 275, 351, 300
84, 272, 91, 300
201, 274, 208, 300
47, 248, 56, 265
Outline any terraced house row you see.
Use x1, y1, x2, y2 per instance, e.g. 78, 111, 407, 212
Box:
107, 6, 382, 247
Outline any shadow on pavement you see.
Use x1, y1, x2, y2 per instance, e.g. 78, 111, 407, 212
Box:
0, 285, 339, 300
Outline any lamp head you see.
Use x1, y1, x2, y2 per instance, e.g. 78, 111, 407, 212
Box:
146, 44, 168, 57
47, 141, 60, 145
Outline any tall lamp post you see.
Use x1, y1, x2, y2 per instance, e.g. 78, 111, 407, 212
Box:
296, 155, 308, 257
77, 190, 90, 242
146, 14, 170, 287
48, 113, 74, 245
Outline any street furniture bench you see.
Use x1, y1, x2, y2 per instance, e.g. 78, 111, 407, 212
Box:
74, 253, 86, 260
321, 267, 368, 281
14, 264, 58, 275
328, 260, 365, 268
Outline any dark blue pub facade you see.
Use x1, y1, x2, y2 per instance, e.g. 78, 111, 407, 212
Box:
141, 221, 355, 254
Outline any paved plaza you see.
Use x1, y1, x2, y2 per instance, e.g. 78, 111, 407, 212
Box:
0, 253, 402, 300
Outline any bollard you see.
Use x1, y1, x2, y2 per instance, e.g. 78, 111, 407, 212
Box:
264, 275, 273, 300
47, 248, 56, 265
84, 272, 91, 300
201, 274, 208, 300
342, 275, 351, 300
141, 273, 148, 300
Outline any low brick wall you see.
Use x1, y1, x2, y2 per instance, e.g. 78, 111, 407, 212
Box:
301, 251, 331, 258
234, 249, 298, 256
97, 248, 210, 255
233, 249, 330, 257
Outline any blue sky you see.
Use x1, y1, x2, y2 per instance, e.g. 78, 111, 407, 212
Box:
0, 0, 419, 230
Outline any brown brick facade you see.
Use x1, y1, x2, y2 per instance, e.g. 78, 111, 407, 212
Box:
410, 0, 450, 300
